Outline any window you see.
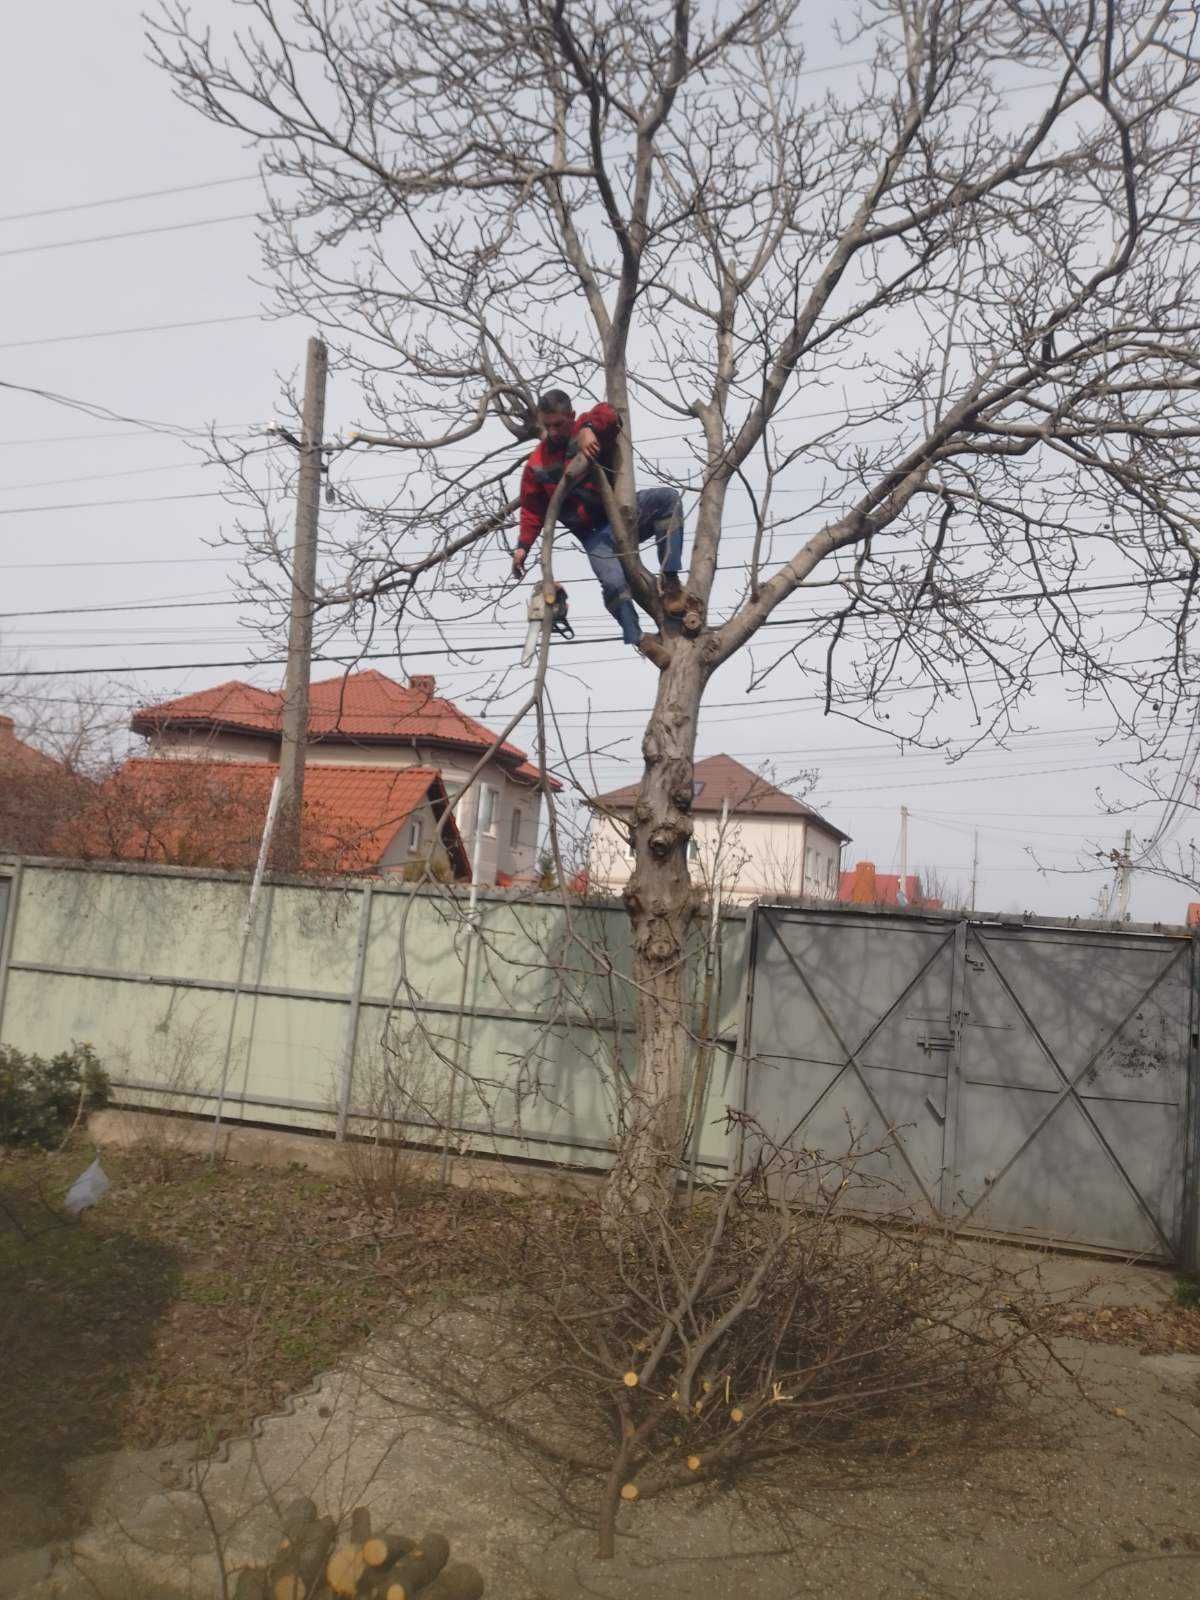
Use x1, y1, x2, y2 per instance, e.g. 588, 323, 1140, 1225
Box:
407, 819, 422, 853
479, 784, 498, 836
688, 837, 700, 862
510, 807, 523, 849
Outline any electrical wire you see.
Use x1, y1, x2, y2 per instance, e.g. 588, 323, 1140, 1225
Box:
0, 211, 260, 259
0, 313, 265, 352
0, 173, 259, 224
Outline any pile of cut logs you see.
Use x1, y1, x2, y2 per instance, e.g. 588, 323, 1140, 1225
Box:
231, 1499, 485, 1600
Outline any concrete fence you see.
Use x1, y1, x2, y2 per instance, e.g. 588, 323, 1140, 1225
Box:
0, 857, 746, 1175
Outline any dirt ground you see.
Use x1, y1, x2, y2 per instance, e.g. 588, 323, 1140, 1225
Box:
1, 1129, 1199, 1599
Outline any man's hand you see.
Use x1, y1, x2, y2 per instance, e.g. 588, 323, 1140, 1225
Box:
575, 425, 600, 460
511, 547, 528, 580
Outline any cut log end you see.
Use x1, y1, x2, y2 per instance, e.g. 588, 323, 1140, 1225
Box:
622, 1370, 639, 1387
325, 1543, 365, 1597
686, 1455, 701, 1472
363, 1534, 416, 1569
620, 1483, 639, 1502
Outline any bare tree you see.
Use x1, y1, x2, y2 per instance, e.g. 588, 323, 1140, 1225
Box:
150, 0, 1200, 1215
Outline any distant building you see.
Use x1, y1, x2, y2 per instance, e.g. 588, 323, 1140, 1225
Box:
70, 758, 471, 880
128, 669, 559, 884
837, 860, 942, 910
588, 752, 850, 905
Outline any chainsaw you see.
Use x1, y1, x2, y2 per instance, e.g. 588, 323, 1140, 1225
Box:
522, 582, 574, 666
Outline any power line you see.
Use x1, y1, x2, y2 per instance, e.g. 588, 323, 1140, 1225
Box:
0, 555, 234, 570
0, 313, 265, 352
0, 426, 253, 449
0, 458, 217, 493
0, 377, 247, 442
0, 173, 259, 224
0, 212, 259, 260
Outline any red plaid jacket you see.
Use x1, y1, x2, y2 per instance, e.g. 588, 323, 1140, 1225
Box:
517, 403, 620, 553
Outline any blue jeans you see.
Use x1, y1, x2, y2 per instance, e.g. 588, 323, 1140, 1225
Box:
577, 488, 685, 645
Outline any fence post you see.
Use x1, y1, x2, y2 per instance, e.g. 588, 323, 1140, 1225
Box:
937, 917, 970, 1219
730, 901, 764, 1180
0, 861, 23, 1043
1183, 933, 1200, 1273
336, 883, 374, 1141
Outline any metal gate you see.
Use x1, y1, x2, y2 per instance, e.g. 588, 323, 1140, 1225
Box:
741, 904, 1200, 1263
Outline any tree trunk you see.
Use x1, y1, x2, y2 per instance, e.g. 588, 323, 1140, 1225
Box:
602, 641, 704, 1234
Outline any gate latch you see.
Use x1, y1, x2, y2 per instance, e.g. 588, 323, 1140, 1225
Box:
916, 1033, 955, 1055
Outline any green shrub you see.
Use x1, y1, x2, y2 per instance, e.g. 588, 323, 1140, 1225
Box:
0, 1042, 109, 1149
1174, 1273, 1200, 1311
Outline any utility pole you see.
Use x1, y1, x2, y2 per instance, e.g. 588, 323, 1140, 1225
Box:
899, 804, 909, 906
969, 828, 979, 915
1115, 827, 1133, 922
275, 336, 328, 872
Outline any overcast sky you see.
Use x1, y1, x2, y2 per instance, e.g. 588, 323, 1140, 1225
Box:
1, 0, 1193, 925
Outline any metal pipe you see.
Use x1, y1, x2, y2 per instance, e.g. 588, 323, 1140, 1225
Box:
686, 799, 728, 1205
335, 882, 373, 1141
439, 800, 486, 1182
210, 775, 282, 1156
0, 862, 24, 1043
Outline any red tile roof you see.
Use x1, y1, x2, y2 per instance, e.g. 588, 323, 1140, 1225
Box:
595, 753, 850, 840
64, 758, 470, 878
837, 861, 940, 910
131, 670, 559, 789
0, 715, 61, 776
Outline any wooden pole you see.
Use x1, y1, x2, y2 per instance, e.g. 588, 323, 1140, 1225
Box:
275, 336, 328, 872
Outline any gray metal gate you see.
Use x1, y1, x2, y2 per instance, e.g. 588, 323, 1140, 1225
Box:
741, 904, 1200, 1263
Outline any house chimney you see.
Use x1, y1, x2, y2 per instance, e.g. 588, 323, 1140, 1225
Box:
0, 714, 14, 742
408, 674, 436, 698
847, 860, 878, 904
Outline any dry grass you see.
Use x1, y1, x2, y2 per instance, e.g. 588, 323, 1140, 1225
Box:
0, 1140, 524, 1555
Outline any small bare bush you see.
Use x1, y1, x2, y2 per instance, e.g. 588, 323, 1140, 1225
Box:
113, 1012, 219, 1182
338, 1043, 442, 1215
383, 1120, 1080, 1557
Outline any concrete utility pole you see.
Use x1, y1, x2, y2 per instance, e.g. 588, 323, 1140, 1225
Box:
969, 828, 979, 915
275, 336, 328, 872
899, 804, 909, 905
1116, 827, 1133, 922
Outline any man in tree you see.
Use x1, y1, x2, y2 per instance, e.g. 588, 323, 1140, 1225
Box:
510, 389, 686, 665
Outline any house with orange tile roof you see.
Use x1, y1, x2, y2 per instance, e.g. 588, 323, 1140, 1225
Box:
56, 757, 471, 880
126, 670, 556, 883
587, 753, 850, 905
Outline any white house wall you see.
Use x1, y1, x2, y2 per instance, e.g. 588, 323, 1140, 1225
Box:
590, 811, 843, 904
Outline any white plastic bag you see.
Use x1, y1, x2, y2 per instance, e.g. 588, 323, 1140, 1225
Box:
64, 1158, 110, 1217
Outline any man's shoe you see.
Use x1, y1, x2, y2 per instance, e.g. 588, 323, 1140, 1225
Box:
658, 572, 688, 618
636, 635, 671, 669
